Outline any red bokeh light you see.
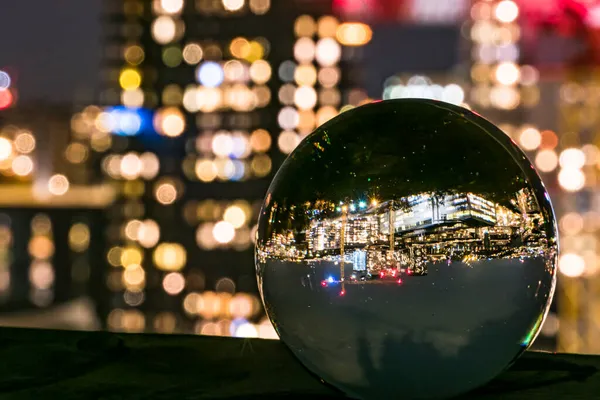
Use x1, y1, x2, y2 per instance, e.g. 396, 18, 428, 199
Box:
0, 89, 13, 110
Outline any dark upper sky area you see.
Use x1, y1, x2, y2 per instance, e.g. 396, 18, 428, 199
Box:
0, 0, 102, 105
0, 2, 463, 106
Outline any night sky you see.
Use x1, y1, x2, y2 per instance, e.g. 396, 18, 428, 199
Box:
0, 0, 102, 104
0, 1, 465, 106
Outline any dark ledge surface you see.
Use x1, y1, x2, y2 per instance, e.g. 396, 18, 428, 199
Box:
0, 327, 596, 399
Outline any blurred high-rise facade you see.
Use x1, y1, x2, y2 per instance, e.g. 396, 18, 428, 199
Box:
98, 0, 369, 335
0, 78, 112, 322
466, 0, 600, 353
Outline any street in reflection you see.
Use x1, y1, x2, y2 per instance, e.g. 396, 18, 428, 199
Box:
255, 100, 557, 400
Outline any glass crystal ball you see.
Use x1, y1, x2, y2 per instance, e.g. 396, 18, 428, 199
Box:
256, 99, 557, 400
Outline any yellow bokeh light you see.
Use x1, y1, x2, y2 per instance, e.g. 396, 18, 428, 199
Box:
223, 60, 246, 82
494, 0, 519, 23
123, 264, 145, 287
196, 223, 218, 250
155, 182, 178, 205
121, 88, 144, 108
223, 205, 247, 228
28, 236, 55, 260
319, 88, 340, 106
294, 86, 318, 110
535, 149, 558, 173
12, 155, 34, 176
490, 85, 520, 109
250, 129, 271, 152
140, 152, 160, 180
317, 16, 339, 38
120, 152, 142, 180
250, 154, 271, 177
495, 62, 520, 86
152, 16, 177, 44
195, 159, 218, 182
183, 86, 199, 112
163, 272, 185, 295
162, 84, 183, 106
160, 0, 184, 14
294, 15, 316, 38
318, 67, 340, 88
0, 137, 13, 161
69, 223, 90, 252
183, 43, 203, 64
213, 221, 235, 244
138, 219, 161, 248
154, 107, 186, 137
124, 45, 145, 66
48, 174, 70, 196
29, 261, 55, 290
249, 0, 269, 14
212, 132, 233, 157
224, 84, 256, 111
560, 212, 584, 236
559, 253, 585, 278
298, 110, 316, 133
153, 312, 177, 333
315, 38, 341, 67
214, 158, 236, 180
223, 0, 244, 12
253, 85, 271, 107
278, 107, 299, 130
336, 22, 372, 46
124, 219, 142, 241
119, 69, 142, 90
31, 214, 52, 236
153, 243, 187, 271
121, 246, 143, 267
294, 64, 317, 86
230, 37, 251, 59
316, 106, 338, 126
559, 148, 585, 169
107, 247, 123, 267
14, 131, 36, 154
518, 127, 541, 151
196, 87, 223, 112
183, 292, 201, 314
558, 168, 585, 192
294, 38, 315, 63
245, 41, 265, 62
278, 131, 300, 154
249, 60, 271, 84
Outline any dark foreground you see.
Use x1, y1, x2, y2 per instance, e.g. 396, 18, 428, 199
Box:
0, 327, 595, 399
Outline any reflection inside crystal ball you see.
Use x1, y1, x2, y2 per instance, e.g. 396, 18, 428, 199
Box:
256, 99, 557, 400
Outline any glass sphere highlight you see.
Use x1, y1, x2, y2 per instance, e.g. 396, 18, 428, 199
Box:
256, 99, 557, 400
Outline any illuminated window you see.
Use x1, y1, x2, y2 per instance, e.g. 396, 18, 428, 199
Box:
154, 107, 186, 137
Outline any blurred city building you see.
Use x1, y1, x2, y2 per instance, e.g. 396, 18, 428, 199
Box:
0, 76, 114, 319
465, 0, 600, 354
98, 0, 369, 336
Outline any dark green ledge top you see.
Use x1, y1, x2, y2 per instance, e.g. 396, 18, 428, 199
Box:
0, 327, 596, 399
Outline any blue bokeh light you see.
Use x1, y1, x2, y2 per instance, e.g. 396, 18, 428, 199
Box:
197, 62, 224, 87
105, 106, 153, 136
0, 71, 11, 90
